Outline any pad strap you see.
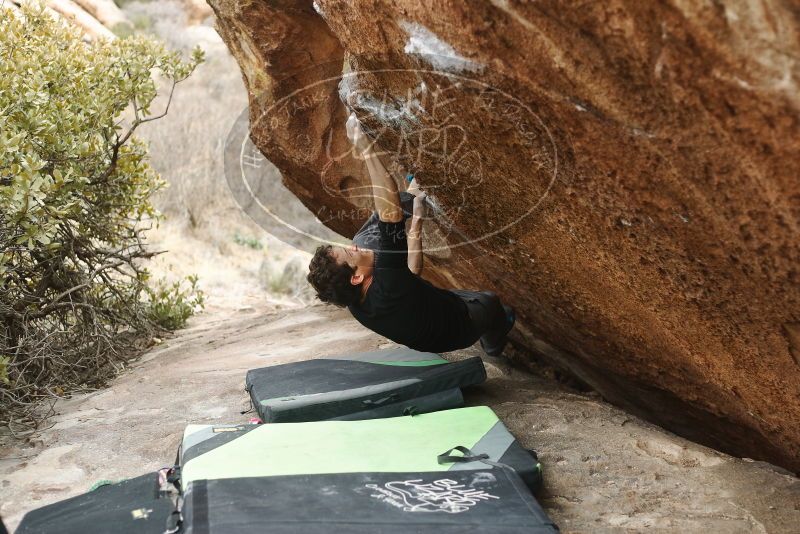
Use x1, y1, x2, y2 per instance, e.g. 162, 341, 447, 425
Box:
437, 445, 507, 469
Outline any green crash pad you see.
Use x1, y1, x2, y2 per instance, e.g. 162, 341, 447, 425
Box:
245, 348, 486, 423
180, 406, 542, 492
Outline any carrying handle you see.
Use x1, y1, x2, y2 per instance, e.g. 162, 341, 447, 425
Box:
362, 393, 398, 407
438, 445, 513, 470
402, 405, 418, 416
437, 445, 490, 465
439, 445, 545, 494
240, 395, 254, 415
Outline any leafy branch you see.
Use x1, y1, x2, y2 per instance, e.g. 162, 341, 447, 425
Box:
0, 2, 205, 431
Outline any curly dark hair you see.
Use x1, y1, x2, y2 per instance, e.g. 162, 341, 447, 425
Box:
307, 245, 361, 308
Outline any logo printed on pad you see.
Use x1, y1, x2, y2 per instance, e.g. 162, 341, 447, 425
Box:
366, 478, 498, 514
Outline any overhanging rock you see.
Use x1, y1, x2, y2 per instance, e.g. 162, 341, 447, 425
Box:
209, 0, 800, 472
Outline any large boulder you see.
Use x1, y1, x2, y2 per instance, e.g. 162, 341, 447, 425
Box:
208, 0, 800, 472
71, 0, 128, 29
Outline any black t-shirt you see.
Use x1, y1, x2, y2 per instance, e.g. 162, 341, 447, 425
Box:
348, 219, 478, 353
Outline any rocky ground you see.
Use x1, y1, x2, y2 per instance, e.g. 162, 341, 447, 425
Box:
2, 303, 798, 533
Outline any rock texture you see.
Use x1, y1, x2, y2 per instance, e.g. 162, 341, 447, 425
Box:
7, 1, 125, 40
72, 0, 128, 29
209, 0, 800, 472
45, 0, 117, 39
181, 0, 213, 25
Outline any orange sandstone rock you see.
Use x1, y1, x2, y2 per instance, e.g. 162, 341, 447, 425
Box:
210, 0, 800, 472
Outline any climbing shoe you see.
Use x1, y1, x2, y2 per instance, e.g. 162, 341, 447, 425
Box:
480, 305, 516, 357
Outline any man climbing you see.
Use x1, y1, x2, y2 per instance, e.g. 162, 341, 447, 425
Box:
307, 114, 514, 356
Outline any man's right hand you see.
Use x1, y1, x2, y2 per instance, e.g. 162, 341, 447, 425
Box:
413, 191, 429, 220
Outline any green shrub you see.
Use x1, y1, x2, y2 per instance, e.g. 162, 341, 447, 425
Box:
259, 257, 313, 298
233, 232, 264, 250
0, 2, 203, 429
145, 274, 205, 331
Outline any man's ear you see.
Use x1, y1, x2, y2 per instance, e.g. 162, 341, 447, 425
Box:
350, 273, 364, 286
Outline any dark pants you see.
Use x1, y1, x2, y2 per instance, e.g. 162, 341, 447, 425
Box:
452, 290, 510, 355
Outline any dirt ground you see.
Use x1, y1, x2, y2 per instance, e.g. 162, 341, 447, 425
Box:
2, 303, 798, 533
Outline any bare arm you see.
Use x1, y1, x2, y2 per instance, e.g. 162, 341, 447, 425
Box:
347, 114, 402, 223
363, 152, 403, 223
407, 192, 426, 275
